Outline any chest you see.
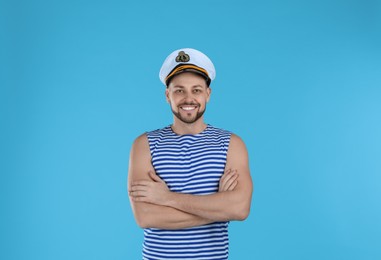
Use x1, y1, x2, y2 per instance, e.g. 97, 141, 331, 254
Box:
150, 136, 229, 194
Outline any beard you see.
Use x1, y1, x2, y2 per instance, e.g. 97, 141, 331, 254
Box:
171, 102, 206, 124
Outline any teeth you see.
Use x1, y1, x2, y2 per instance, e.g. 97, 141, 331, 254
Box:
181, 106, 196, 111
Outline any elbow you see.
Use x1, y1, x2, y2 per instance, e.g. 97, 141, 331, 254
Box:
231, 202, 251, 221
227, 183, 253, 221
235, 207, 250, 221
132, 206, 152, 229
134, 210, 154, 229
136, 218, 150, 229
135, 212, 155, 228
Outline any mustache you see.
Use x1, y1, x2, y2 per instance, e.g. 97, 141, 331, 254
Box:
179, 102, 200, 106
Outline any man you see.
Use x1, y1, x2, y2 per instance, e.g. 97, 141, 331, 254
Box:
128, 48, 253, 260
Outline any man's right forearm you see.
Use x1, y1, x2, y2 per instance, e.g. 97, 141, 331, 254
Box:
131, 200, 213, 230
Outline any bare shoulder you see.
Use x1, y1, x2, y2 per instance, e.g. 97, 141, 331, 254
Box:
128, 133, 154, 183
228, 133, 248, 155
226, 133, 250, 171
129, 132, 152, 167
132, 133, 149, 151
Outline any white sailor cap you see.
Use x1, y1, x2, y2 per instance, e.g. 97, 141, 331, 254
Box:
159, 48, 216, 86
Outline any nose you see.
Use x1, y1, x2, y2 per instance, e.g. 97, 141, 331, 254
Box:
183, 92, 195, 103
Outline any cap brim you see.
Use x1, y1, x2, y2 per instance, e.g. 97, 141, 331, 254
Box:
165, 66, 211, 86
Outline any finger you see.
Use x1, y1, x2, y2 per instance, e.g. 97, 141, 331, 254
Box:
228, 180, 238, 191
220, 169, 230, 180
220, 169, 232, 186
129, 185, 147, 192
224, 173, 239, 191
221, 172, 237, 190
220, 169, 231, 182
131, 180, 150, 186
129, 190, 146, 197
223, 171, 236, 183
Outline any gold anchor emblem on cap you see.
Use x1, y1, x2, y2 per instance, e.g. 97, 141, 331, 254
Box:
175, 51, 190, 62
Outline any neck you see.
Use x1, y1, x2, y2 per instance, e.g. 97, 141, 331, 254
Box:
171, 118, 207, 135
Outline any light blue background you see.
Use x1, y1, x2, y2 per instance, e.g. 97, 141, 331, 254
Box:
1, 0, 380, 259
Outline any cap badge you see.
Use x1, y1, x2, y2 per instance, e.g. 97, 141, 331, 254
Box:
175, 51, 190, 63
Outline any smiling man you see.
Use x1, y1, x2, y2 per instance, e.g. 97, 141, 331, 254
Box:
128, 48, 253, 260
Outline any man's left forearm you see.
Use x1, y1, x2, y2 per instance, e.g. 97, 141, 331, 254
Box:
165, 188, 252, 222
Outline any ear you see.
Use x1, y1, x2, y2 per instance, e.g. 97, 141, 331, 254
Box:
206, 87, 212, 103
165, 88, 170, 103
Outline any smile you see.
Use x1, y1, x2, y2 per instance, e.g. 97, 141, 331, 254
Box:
180, 105, 198, 111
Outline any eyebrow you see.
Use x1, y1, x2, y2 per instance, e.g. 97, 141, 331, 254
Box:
172, 85, 204, 89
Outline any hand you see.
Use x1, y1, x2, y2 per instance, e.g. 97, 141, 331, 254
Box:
129, 171, 171, 206
219, 169, 239, 192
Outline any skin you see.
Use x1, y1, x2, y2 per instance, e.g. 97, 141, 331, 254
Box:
127, 134, 238, 229
128, 72, 253, 228
165, 72, 211, 134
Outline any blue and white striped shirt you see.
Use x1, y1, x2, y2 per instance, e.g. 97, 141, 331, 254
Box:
143, 124, 231, 260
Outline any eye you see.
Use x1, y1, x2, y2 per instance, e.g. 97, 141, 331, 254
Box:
175, 89, 184, 94
193, 89, 202, 94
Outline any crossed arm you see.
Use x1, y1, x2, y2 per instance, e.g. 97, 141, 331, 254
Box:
127, 133, 253, 229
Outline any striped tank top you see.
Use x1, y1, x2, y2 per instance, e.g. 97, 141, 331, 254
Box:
143, 124, 232, 260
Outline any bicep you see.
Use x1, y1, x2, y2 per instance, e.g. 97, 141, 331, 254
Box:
225, 134, 253, 195
128, 133, 153, 186
127, 134, 155, 222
